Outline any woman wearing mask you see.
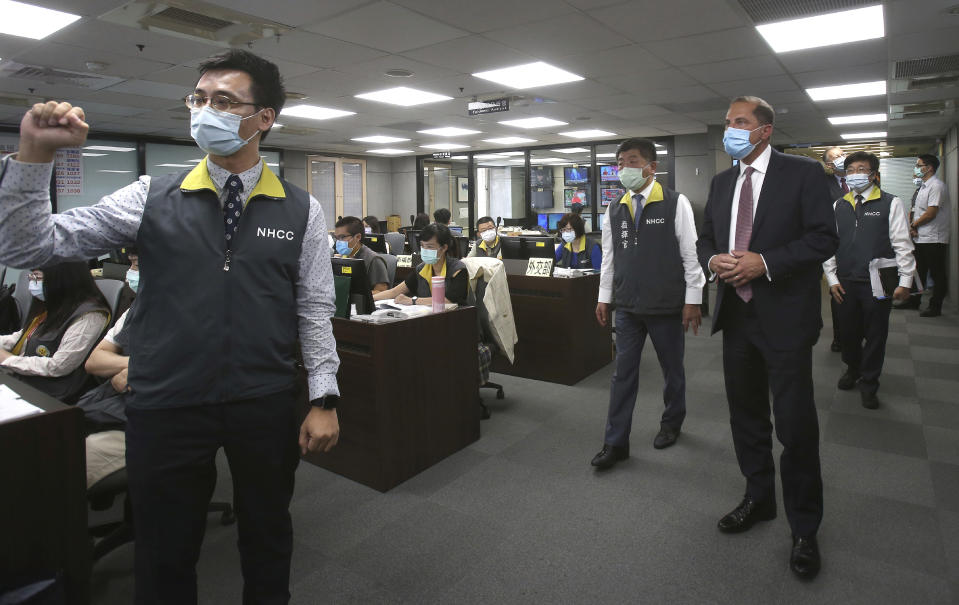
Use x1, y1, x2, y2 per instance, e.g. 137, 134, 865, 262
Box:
362, 215, 380, 234
373, 223, 468, 305
0, 261, 111, 400
555, 212, 602, 270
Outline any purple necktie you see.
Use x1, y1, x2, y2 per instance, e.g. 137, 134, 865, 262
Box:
840, 177, 848, 193
735, 166, 754, 302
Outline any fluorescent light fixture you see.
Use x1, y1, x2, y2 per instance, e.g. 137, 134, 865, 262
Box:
827, 113, 887, 125
366, 148, 414, 155
472, 61, 584, 89
559, 129, 617, 138
418, 127, 481, 136
351, 135, 410, 143
475, 153, 509, 159
97, 170, 132, 173
551, 147, 590, 153
271, 123, 284, 129
498, 151, 525, 156
806, 80, 886, 101
82, 153, 107, 157
188, 158, 205, 162
530, 157, 566, 164
482, 137, 537, 145
841, 131, 887, 139
879, 151, 891, 157
355, 86, 453, 107
0, 0, 81, 40
83, 145, 135, 152
656, 150, 668, 155
451, 155, 468, 160
498, 117, 568, 129
282, 105, 355, 120
420, 142, 469, 149
756, 5, 883, 54
596, 153, 616, 158
155, 163, 195, 168
266, 162, 279, 167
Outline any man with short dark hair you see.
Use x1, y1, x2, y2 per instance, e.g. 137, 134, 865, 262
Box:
334, 216, 389, 293
910, 153, 950, 317
433, 207, 451, 225
0, 48, 340, 603
591, 137, 704, 467
823, 152, 914, 409
697, 95, 838, 580
469, 216, 502, 258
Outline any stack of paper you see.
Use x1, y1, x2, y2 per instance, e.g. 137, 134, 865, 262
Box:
0, 384, 43, 423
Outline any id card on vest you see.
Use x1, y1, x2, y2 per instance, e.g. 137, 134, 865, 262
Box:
526, 257, 554, 277
396, 254, 413, 268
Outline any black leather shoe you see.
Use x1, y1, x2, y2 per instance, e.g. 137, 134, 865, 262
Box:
837, 367, 860, 390
830, 339, 841, 352
717, 496, 776, 533
653, 426, 679, 449
861, 390, 879, 409
591, 443, 628, 469
790, 535, 821, 580
920, 308, 942, 317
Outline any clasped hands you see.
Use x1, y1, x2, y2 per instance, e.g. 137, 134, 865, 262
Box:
710, 250, 765, 288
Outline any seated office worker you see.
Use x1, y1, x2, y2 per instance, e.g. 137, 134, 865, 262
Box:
362, 215, 380, 234
333, 216, 390, 293
592, 137, 705, 468
822, 152, 914, 409
0, 262, 110, 400
374, 223, 468, 306
555, 212, 602, 270
0, 49, 341, 604
468, 215, 502, 259
433, 207, 451, 225
697, 96, 838, 580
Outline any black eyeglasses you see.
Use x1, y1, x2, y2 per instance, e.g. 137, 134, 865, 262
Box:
184, 93, 259, 112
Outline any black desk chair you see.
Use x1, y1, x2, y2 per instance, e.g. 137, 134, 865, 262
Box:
88, 466, 235, 562
473, 276, 505, 420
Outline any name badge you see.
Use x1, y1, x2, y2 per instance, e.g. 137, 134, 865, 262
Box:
526, 257, 553, 277
341, 266, 352, 274
397, 255, 413, 268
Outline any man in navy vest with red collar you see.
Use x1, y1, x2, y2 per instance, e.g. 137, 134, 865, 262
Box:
591, 138, 705, 467
0, 49, 340, 604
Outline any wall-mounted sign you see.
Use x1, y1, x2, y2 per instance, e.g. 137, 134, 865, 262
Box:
431, 151, 451, 159
468, 98, 509, 115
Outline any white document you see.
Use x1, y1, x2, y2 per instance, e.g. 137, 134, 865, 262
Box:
0, 383, 43, 423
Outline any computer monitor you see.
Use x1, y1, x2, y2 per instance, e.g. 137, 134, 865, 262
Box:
601, 187, 624, 206
537, 213, 549, 230
547, 213, 565, 231
563, 166, 589, 186
529, 166, 553, 189
331, 257, 373, 316
362, 234, 387, 253
502, 218, 527, 228
500, 235, 556, 260
564, 189, 588, 207
531, 189, 553, 210
600, 165, 619, 182
448, 225, 463, 236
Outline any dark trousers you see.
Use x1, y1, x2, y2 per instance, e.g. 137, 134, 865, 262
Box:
125, 390, 301, 605
837, 280, 892, 394
915, 242, 949, 309
720, 296, 823, 538
604, 310, 686, 446
830, 297, 841, 343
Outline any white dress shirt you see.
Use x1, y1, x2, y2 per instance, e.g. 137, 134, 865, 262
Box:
913, 175, 950, 244
598, 178, 705, 305
1, 311, 108, 376
822, 185, 916, 288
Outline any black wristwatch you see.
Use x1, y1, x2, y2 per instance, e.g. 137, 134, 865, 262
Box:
411, 296, 418, 304
310, 394, 339, 410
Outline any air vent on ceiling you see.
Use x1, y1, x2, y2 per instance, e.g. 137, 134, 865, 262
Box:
738, 0, 874, 23
895, 54, 959, 79
0, 61, 124, 91
901, 101, 947, 116
907, 74, 959, 90
148, 7, 233, 31
0, 95, 32, 107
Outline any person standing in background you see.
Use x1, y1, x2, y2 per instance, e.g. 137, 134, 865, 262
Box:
910, 154, 951, 317
822, 146, 848, 351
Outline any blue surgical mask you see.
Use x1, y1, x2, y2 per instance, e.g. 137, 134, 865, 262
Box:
913, 166, 924, 178
561, 230, 576, 243
190, 106, 263, 157
335, 240, 352, 255
846, 173, 872, 192
28, 280, 44, 301
723, 126, 762, 160
832, 156, 846, 172
420, 248, 439, 265
126, 269, 139, 293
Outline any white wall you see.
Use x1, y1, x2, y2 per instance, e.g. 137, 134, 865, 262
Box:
365, 156, 393, 220
391, 156, 418, 223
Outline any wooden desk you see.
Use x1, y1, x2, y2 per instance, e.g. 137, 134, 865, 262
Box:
304, 307, 480, 492
491, 273, 612, 385
0, 374, 90, 604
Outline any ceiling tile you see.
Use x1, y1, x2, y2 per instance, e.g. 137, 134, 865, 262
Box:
303, 1, 469, 54
392, 0, 576, 34
628, 85, 717, 105
401, 35, 535, 74
205, 0, 374, 28
790, 62, 887, 89
105, 79, 187, 100
646, 28, 771, 67
680, 55, 786, 84
253, 31, 386, 70
708, 75, 801, 98
558, 44, 668, 80
45, 19, 220, 65
483, 13, 623, 58
11, 41, 172, 80
598, 68, 698, 93
889, 27, 959, 62
776, 38, 886, 74
589, 0, 747, 43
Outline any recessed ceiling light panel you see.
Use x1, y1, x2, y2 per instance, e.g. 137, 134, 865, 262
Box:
418, 127, 481, 136
756, 5, 884, 53
356, 86, 453, 107
827, 113, 887, 125
551, 147, 590, 153
83, 145, 136, 152
498, 117, 568, 129
840, 131, 887, 139
0, 0, 80, 40
806, 80, 886, 101
420, 142, 470, 149
559, 129, 617, 138
482, 137, 538, 145
472, 61, 584, 89
351, 135, 410, 143
282, 105, 356, 120
366, 148, 415, 155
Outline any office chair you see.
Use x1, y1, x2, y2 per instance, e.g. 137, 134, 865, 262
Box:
470, 270, 506, 420
378, 252, 398, 287
94, 279, 125, 327
88, 466, 235, 562
13, 269, 32, 328
384, 232, 405, 255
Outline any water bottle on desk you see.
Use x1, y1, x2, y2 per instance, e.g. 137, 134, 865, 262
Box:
431, 276, 445, 313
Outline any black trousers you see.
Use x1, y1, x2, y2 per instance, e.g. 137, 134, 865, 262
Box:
837, 280, 892, 394
125, 389, 301, 605
720, 296, 823, 538
915, 242, 949, 309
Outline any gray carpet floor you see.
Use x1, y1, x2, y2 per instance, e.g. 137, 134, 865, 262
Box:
91, 292, 959, 604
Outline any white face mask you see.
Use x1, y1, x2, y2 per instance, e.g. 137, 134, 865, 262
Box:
618, 166, 652, 192
28, 280, 44, 301
364, 226, 373, 234
561, 230, 576, 243
480, 229, 497, 243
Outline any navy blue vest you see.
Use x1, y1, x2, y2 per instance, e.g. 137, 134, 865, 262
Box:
834, 188, 896, 283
